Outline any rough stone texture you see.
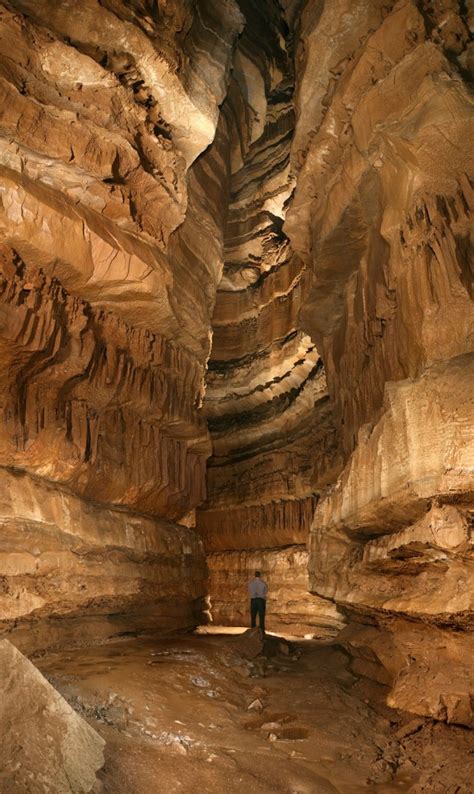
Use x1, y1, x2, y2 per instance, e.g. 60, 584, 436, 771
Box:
196, 0, 343, 635
0, 0, 243, 644
338, 619, 474, 728
286, 0, 474, 723
0, 1, 242, 354
0, 0, 472, 732
199, 496, 318, 552
29, 635, 474, 793
207, 546, 344, 637
0, 246, 210, 518
286, 0, 473, 454
0, 468, 208, 654
0, 639, 105, 792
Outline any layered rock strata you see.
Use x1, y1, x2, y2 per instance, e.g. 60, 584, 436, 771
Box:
285, 0, 474, 723
0, 467, 208, 654
0, 0, 243, 646
0, 0, 472, 729
0, 246, 210, 517
207, 547, 343, 637
197, 0, 343, 635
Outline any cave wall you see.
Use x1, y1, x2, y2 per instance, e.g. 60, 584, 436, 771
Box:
285, 0, 474, 725
195, 0, 344, 636
0, 0, 472, 728
0, 0, 244, 650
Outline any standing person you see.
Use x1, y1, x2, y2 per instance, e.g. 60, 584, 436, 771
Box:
248, 570, 268, 632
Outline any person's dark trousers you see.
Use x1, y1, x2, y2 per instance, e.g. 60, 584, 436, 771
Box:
250, 597, 266, 632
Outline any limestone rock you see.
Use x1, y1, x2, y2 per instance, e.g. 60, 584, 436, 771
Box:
286, 0, 473, 458
291, 0, 473, 724
0, 468, 207, 653
196, 0, 343, 640
0, 639, 105, 792
339, 620, 474, 728
207, 546, 344, 638
0, 246, 211, 519
247, 698, 264, 712
0, 0, 472, 733
233, 627, 265, 660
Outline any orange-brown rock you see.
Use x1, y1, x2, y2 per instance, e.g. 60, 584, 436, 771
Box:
0, 0, 472, 738
0, 467, 208, 654
0, 246, 210, 518
286, 0, 473, 724
0, 639, 105, 791
197, 0, 343, 635
0, 0, 242, 644
207, 546, 344, 638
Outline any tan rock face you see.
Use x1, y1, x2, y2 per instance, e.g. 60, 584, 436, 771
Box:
286, 0, 473, 454
0, 639, 105, 792
0, 0, 242, 358
0, 0, 472, 731
0, 468, 208, 653
196, 0, 343, 634
0, 245, 210, 518
0, 0, 241, 645
207, 546, 344, 638
286, 0, 474, 722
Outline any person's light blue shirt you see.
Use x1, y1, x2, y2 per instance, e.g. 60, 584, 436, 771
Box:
248, 578, 268, 599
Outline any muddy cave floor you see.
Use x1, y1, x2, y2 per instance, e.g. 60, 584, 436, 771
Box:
34, 628, 473, 794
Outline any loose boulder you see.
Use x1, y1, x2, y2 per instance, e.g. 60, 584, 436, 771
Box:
0, 639, 105, 793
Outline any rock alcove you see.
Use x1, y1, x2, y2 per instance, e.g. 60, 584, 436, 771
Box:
0, 0, 473, 791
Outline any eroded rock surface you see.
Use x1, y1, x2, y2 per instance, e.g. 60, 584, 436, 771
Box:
0, 0, 472, 749
0, 639, 105, 792
286, 0, 474, 723
208, 547, 344, 638
0, 0, 243, 643
196, 0, 343, 634
31, 633, 474, 793
0, 467, 208, 653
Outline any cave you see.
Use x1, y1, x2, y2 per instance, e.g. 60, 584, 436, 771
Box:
0, 0, 473, 791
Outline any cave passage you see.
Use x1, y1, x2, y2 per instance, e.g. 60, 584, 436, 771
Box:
0, 0, 473, 791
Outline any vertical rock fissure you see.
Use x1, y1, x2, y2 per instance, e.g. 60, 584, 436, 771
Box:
198, 0, 344, 640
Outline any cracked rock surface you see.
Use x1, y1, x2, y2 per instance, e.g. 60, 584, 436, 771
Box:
0, 0, 473, 771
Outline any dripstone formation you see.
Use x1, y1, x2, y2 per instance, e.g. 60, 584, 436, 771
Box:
0, 0, 472, 728
0, 0, 243, 650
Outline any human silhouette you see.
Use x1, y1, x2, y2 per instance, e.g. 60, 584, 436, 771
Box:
247, 570, 268, 632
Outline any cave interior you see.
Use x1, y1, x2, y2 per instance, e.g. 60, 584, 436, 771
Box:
0, 0, 473, 791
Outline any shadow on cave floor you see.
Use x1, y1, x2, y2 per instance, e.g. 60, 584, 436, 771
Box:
35, 629, 473, 793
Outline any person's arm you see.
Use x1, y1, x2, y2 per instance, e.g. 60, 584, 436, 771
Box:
263, 581, 268, 597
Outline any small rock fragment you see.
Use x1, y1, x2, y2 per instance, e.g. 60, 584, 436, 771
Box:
247, 698, 264, 712
260, 721, 281, 731
395, 718, 425, 740
191, 676, 210, 688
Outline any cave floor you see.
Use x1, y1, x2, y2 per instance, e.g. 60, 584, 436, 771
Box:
34, 630, 473, 794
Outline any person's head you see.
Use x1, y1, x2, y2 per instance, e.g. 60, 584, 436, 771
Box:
255, 570, 261, 578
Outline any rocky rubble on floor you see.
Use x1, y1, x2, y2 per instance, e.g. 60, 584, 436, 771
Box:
33, 634, 474, 792
229, 628, 302, 681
